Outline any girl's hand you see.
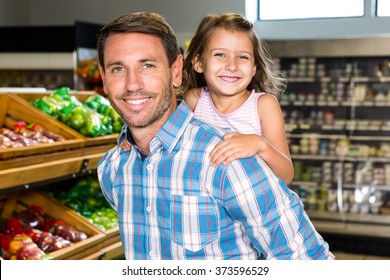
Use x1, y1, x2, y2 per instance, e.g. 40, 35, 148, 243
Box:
209, 133, 263, 166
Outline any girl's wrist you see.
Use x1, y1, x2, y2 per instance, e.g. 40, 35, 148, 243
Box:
256, 135, 269, 155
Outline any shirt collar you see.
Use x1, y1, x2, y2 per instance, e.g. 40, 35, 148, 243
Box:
155, 100, 193, 153
117, 123, 128, 145
117, 100, 193, 154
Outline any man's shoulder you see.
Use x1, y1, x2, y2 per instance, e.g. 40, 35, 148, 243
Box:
189, 117, 230, 139
98, 144, 121, 167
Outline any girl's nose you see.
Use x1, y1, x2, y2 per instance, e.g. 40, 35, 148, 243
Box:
225, 57, 237, 71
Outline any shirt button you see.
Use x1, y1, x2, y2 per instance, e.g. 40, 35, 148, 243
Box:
146, 164, 153, 170
146, 206, 152, 212
149, 251, 154, 257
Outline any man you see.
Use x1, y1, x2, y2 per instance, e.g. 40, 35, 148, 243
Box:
97, 12, 334, 260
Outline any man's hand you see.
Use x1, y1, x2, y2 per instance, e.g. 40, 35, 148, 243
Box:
209, 133, 263, 166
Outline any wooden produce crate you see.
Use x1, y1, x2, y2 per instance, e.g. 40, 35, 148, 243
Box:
0, 152, 108, 190
37, 189, 120, 248
0, 93, 85, 160
0, 190, 105, 260
101, 226, 120, 245
0, 143, 114, 171
81, 241, 124, 260
13, 91, 119, 147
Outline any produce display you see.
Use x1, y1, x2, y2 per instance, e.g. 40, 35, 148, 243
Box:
0, 204, 88, 260
77, 58, 101, 84
45, 176, 118, 231
31, 87, 124, 137
0, 121, 66, 149
3, 234, 48, 260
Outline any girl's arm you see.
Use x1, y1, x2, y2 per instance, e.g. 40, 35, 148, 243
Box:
209, 94, 294, 184
256, 94, 294, 184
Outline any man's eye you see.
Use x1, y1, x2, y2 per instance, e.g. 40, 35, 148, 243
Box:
143, 63, 155, 69
112, 66, 124, 73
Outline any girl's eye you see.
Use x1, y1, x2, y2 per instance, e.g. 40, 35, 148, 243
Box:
214, 52, 225, 58
238, 55, 250, 60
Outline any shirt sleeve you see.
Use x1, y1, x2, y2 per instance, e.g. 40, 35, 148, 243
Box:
97, 146, 120, 211
221, 156, 333, 260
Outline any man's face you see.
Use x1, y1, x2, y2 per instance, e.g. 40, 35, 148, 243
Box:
99, 33, 182, 129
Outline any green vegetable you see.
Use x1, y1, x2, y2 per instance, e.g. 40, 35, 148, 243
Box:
70, 114, 85, 130
44, 176, 119, 231
32, 88, 124, 137
53, 87, 71, 97
32, 99, 52, 115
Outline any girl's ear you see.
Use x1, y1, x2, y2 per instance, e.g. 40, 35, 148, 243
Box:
252, 65, 257, 78
192, 55, 204, 73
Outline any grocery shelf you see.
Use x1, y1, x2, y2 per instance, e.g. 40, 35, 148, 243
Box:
0, 190, 107, 259
0, 90, 119, 193
292, 154, 390, 163
0, 144, 115, 192
312, 218, 390, 239
273, 38, 390, 247
81, 241, 124, 260
288, 133, 390, 142
0, 153, 102, 191
0, 144, 114, 171
0, 88, 123, 260
307, 210, 390, 226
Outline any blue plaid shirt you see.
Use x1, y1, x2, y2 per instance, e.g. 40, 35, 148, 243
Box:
98, 101, 334, 260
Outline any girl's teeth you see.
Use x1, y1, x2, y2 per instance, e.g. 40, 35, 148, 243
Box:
222, 76, 238, 81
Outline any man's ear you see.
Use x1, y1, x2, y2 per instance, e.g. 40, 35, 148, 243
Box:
98, 64, 108, 95
172, 54, 183, 88
192, 55, 204, 73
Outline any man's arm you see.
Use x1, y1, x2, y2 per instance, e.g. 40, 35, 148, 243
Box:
97, 147, 120, 211
220, 156, 334, 260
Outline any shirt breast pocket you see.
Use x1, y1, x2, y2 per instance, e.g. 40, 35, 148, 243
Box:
171, 195, 219, 252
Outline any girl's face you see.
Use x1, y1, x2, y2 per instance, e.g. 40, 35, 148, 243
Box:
193, 28, 256, 98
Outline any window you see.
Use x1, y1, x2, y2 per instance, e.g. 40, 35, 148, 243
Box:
377, 0, 390, 17
259, 0, 365, 20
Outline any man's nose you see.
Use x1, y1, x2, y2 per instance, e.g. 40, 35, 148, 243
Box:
125, 70, 144, 92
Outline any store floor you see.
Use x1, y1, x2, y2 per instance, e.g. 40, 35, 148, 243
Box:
322, 233, 390, 260
333, 251, 390, 260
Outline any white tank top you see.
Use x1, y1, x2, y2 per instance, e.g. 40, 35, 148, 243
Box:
193, 88, 266, 135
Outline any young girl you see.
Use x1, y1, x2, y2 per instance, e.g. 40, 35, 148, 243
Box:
182, 13, 294, 184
